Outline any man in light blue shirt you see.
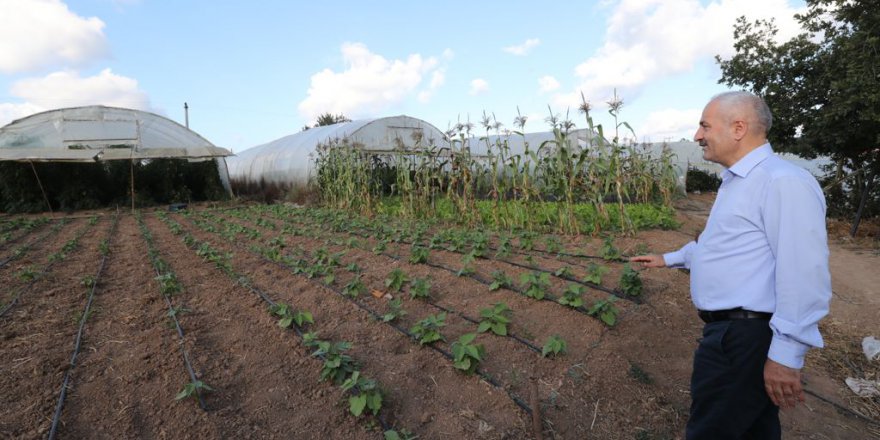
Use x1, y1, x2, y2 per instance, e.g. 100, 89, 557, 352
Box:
631, 91, 831, 439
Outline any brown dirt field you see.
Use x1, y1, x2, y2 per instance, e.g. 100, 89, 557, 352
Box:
0, 197, 878, 439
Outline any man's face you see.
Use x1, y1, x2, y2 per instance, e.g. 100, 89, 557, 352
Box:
694, 100, 737, 167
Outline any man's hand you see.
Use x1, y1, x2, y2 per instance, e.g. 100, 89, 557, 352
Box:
629, 254, 666, 268
764, 359, 805, 409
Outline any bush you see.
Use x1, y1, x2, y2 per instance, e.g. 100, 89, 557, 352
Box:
0, 159, 228, 213
686, 167, 721, 192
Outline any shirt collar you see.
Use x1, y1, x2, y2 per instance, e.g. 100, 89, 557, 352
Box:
727, 143, 773, 178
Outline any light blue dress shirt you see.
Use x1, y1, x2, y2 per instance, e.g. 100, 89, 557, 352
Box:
664, 144, 831, 369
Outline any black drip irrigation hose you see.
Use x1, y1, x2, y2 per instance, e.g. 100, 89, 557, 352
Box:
206, 212, 545, 355
47, 213, 119, 440
804, 388, 880, 427
0, 218, 67, 269
0, 219, 92, 318
0, 219, 53, 252
156, 214, 395, 434
176, 212, 536, 419
136, 215, 208, 411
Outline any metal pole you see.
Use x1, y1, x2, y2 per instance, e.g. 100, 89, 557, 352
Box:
184, 102, 189, 128
29, 161, 53, 214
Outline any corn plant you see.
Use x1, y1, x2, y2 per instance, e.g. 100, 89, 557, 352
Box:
478, 302, 511, 336
410, 312, 446, 345
542, 335, 567, 358
451, 333, 484, 375
519, 271, 551, 300
341, 371, 383, 417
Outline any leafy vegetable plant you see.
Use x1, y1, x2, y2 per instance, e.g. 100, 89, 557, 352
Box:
410, 313, 446, 345
542, 335, 567, 357
583, 262, 610, 284
409, 278, 431, 300
451, 333, 485, 374
312, 340, 358, 385
269, 302, 314, 329
619, 263, 643, 296
341, 371, 383, 417
382, 298, 406, 322
343, 275, 367, 298
408, 245, 429, 264
175, 380, 213, 401
519, 271, 551, 300
558, 284, 585, 308
489, 270, 513, 291
385, 268, 409, 292
588, 297, 619, 326
478, 302, 511, 336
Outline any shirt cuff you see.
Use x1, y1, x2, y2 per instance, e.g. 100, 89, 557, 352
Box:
768, 335, 809, 369
663, 250, 686, 268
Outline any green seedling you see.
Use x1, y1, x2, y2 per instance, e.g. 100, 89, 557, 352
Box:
478, 302, 511, 336
619, 263, 643, 296
155, 273, 182, 297
451, 333, 485, 375
495, 236, 512, 258
385, 268, 409, 292
99, 239, 110, 256
559, 284, 585, 308
80, 275, 97, 289
519, 271, 551, 300
410, 312, 446, 345
408, 245, 430, 264
346, 263, 362, 273
408, 278, 431, 300
382, 298, 407, 323
489, 270, 513, 291
544, 236, 562, 254
175, 380, 213, 401
302, 331, 320, 348
554, 266, 574, 278
457, 250, 476, 277
269, 302, 314, 329
17, 266, 37, 282
583, 262, 610, 284
343, 276, 367, 298
542, 335, 567, 357
384, 429, 418, 440
341, 371, 383, 417
372, 240, 388, 255
588, 297, 619, 326
600, 236, 621, 261
312, 340, 358, 385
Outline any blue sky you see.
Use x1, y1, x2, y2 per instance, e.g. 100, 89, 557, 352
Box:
0, 0, 807, 153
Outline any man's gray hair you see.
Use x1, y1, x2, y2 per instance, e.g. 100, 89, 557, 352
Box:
711, 90, 773, 135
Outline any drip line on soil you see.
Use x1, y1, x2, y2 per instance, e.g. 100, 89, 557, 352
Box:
156, 214, 396, 434
0, 218, 54, 252
136, 214, 208, 411
209, 212, 547, 355
177, 212, 537, 419
0, 218, 68, 268
48, 212, 119, 440
0, 219, 93, 318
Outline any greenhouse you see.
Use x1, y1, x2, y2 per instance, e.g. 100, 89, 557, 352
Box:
0, 106, 233, 212
227, 115, 448, 190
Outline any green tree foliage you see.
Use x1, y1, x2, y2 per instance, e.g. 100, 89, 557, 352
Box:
302, 112, 352, 131
716, 0, 879, 229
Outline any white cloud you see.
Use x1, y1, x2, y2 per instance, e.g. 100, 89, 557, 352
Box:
503, 38, 541, 56
418, 70, 447, 103
0, 0, 109, 74
9, 69, 151, 110
555, 0, 805, 108
538, 75, 560, 93
469, 78, 489, 96
442, 48, 455, 60
298, 42, 441, 120
0, 102, 45, 128
640, 107, 702, 142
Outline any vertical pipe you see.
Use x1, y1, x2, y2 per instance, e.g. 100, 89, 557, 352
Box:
184, 102, 189, 128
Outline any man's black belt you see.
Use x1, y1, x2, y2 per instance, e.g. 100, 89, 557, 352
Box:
698, 308, 772, 323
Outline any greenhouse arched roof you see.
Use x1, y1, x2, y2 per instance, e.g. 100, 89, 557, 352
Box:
0, 105, 232, 162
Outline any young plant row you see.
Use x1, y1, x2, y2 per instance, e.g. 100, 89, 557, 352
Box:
136, 212, 211, 409
1, 217, 96, 318
155, 212, 397, 429
171, 211, 537, 421
48, 213, 119, 440
0, 218, 69, 268
0, 216, 52, 248
223, 207, 633, 327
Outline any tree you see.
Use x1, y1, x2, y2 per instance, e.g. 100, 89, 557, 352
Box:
716, 0, 879, 235
302, 113, 352, 131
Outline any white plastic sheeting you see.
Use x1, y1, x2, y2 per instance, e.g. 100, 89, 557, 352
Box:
227, 115, 448, 188
0, 105, 234, 193
655, 141, 831, 178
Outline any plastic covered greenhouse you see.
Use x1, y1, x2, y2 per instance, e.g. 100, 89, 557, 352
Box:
227, 115, 448, 189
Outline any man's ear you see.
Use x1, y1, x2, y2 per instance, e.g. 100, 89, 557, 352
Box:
731, 120, 748, 141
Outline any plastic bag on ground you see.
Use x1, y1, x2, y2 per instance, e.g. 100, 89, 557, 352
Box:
845, 378, 880, 398
863, 336, 880, 361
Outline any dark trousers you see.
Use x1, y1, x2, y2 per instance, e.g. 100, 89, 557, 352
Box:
686, 319, 780, 440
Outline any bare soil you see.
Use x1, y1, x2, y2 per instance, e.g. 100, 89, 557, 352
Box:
0, 196, 877, 440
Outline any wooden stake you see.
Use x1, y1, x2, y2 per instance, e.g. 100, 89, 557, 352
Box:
130, 158, 135, 212
29, 161, 53, 214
